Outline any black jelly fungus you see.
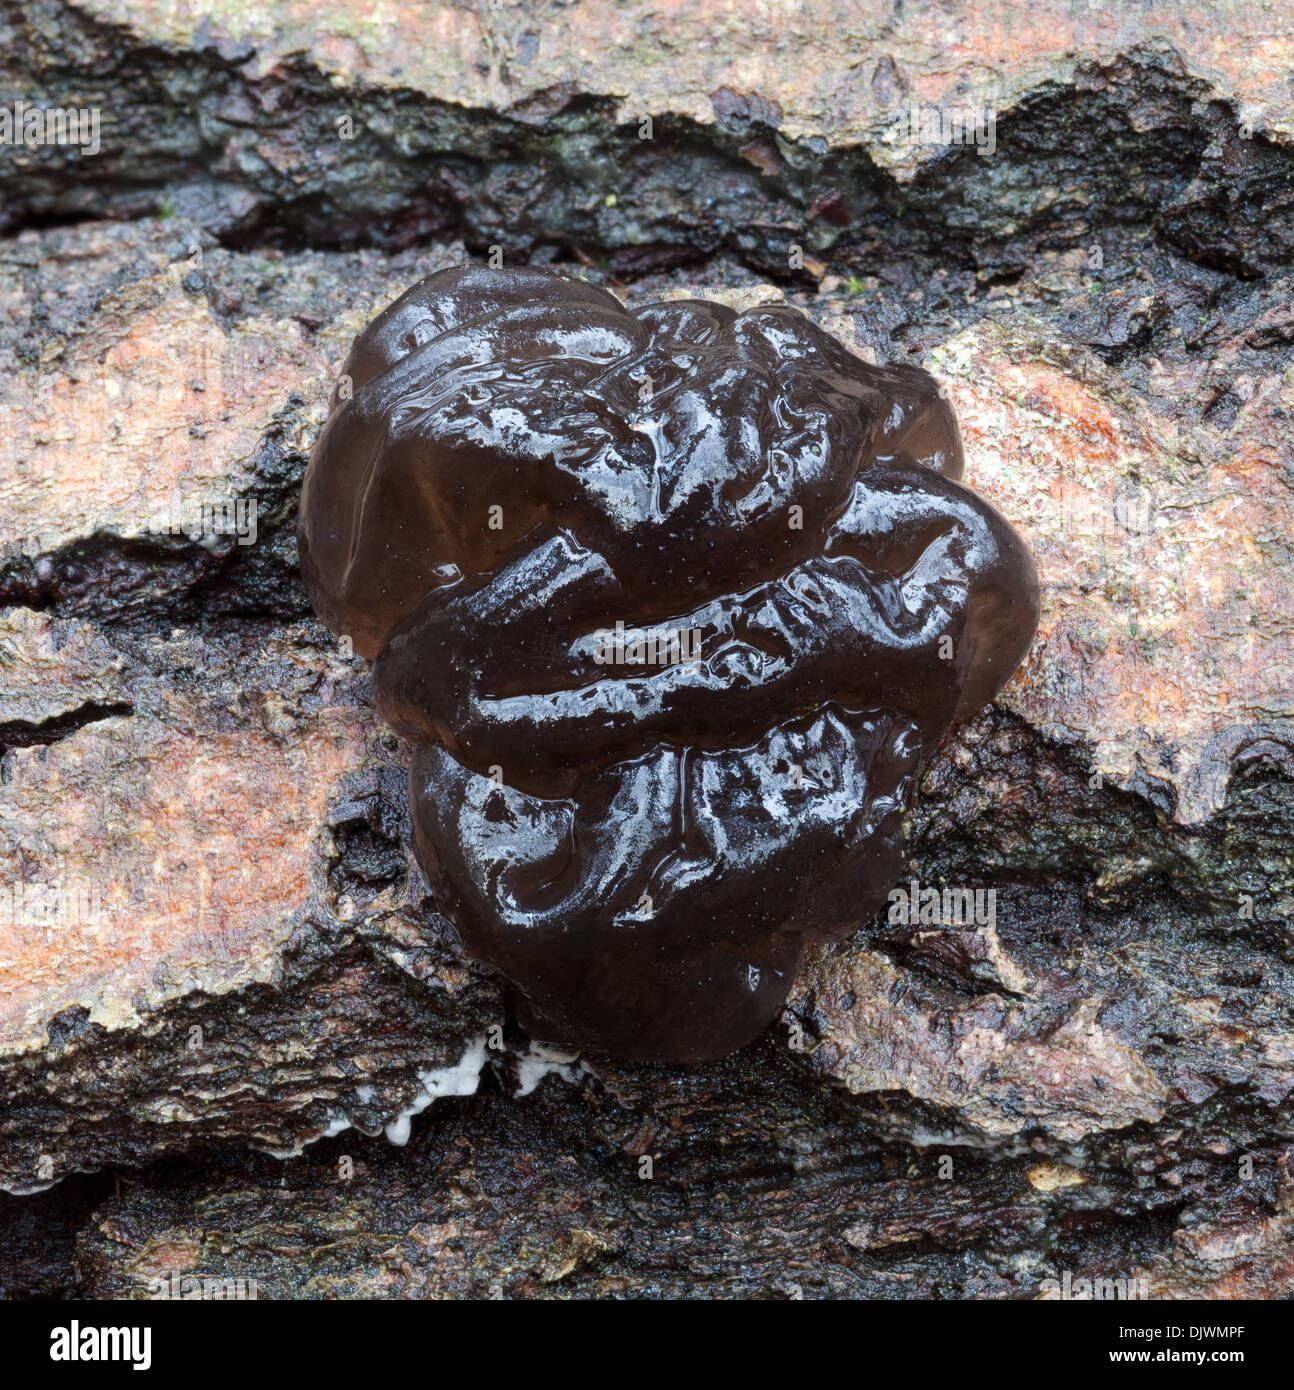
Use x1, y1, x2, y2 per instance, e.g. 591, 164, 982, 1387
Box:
299, 265, 1040, 1062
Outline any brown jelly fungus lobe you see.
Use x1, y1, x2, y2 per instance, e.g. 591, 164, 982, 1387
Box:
300, 265, 1040, 1063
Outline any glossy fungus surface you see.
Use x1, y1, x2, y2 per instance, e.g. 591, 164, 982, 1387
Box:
299, 265, 1040, 1062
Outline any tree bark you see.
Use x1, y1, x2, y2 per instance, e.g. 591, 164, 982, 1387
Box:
0, 0, 1291, 1299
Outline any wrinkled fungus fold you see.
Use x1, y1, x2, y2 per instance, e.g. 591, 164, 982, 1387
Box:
300, 265, 1040, 1062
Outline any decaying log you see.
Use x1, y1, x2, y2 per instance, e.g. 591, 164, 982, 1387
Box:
0, 0, 1291, 1299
